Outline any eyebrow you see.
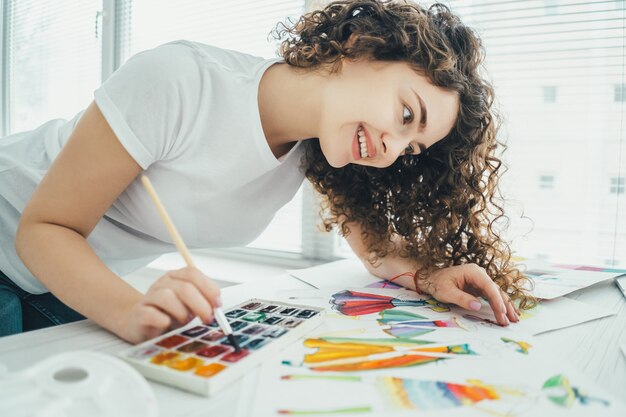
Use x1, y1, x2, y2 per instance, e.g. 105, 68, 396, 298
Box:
412, 89, 428, 154
413, 89, 428, 127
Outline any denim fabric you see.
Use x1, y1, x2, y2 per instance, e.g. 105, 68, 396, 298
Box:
0, 269, 85, 337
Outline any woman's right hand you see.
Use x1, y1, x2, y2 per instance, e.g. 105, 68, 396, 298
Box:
120, 266, 221, 344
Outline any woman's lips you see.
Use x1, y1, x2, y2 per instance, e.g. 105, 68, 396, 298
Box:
362, 126, 376, 158
352, 130, 362, 160
352, 125, 376, 161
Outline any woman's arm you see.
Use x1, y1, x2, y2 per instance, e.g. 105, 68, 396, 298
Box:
15, 101, 221, 343
341, 220, 519, 325
341, 221, 420, 290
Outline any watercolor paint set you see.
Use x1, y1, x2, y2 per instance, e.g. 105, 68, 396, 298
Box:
119, 298, 324, 396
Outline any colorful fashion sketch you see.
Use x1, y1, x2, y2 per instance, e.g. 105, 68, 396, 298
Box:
330, 290, 450, 316
292, 337, 475, 372
377, 309, 464, 338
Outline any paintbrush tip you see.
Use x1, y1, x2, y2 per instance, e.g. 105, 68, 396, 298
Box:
228, 334, 242, 352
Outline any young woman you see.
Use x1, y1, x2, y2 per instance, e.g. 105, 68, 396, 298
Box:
0, 0, 531, 343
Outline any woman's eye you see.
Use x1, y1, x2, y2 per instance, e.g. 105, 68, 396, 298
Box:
402, 105, 413, 124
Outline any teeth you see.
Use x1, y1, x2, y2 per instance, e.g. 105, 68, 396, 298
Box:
357, 126, 368, 158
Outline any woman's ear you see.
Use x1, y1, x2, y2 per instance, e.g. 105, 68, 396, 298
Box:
335, 33, 361, 73
345, 32, 359, 49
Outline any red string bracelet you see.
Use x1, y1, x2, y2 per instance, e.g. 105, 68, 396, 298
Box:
382, 271, 419, 293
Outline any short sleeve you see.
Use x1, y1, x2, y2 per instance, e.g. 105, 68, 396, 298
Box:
94, 42, 202, 169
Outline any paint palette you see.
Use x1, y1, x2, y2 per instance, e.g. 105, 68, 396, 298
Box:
119, 299, 324, 396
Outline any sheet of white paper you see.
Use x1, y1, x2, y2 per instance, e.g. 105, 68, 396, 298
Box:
251, 308, 625, 417
289, 259, 626, 300
274, 287, 616, 336
522, 260, 626, 299
460, 295, 616, 335
288, 259, 381, 289
616, 276, 626, 300
234, 368, 260, 417
253, 347, 626, 417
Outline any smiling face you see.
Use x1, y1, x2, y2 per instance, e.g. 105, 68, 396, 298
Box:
317, 59, 460, 168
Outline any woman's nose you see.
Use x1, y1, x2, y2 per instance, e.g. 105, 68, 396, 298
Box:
380, 135, 410, 166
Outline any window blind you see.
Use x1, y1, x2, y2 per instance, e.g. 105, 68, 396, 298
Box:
338, 0, 625, 267
449, 0, 625, 267
115, 0, 304, 64
4, 0, 101, 134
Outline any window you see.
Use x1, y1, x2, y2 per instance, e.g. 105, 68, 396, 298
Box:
0, 0, 319, 264
116, 0, 303, 63
610, 177, 625, 194
542, 86, 557, 103
543, 0, 559, 16
1, 1, 624, 267
328, 0, 626, 267
3, 0, 102, 134
539, 175, 555, 190
445, 0, 625, 266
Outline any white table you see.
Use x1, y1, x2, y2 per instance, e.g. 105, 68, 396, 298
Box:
0, 273, 624, 416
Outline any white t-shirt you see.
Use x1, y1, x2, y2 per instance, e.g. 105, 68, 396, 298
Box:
0, 41, 305, 294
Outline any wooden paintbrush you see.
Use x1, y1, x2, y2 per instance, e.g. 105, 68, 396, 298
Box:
141, 175, 241, 352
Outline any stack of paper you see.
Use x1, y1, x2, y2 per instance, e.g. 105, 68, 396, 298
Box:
245, 259, 625, 416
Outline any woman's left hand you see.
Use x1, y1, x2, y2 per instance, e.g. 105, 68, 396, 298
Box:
416, 263, 520, 326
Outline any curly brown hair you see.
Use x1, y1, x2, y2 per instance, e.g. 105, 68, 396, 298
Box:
273, 0, 534, 308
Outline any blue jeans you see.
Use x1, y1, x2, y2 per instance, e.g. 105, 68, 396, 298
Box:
0, 269, 85, 337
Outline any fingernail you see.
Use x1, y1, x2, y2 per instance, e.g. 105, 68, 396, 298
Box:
215, 296, 223, 307
501, 313, 509, 325
501, 303, 506, 313
469, 300, 482, 311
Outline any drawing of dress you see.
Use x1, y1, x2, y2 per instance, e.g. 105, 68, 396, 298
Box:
379, 377, 500, 410
542, 374, 609, 408
330, 290, 450, 316
277, 375, 503, 413
302, 337, 475, 372
377, 310, 462, 338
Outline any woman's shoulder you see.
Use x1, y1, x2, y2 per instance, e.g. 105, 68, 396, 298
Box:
155, 40, 271, 75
